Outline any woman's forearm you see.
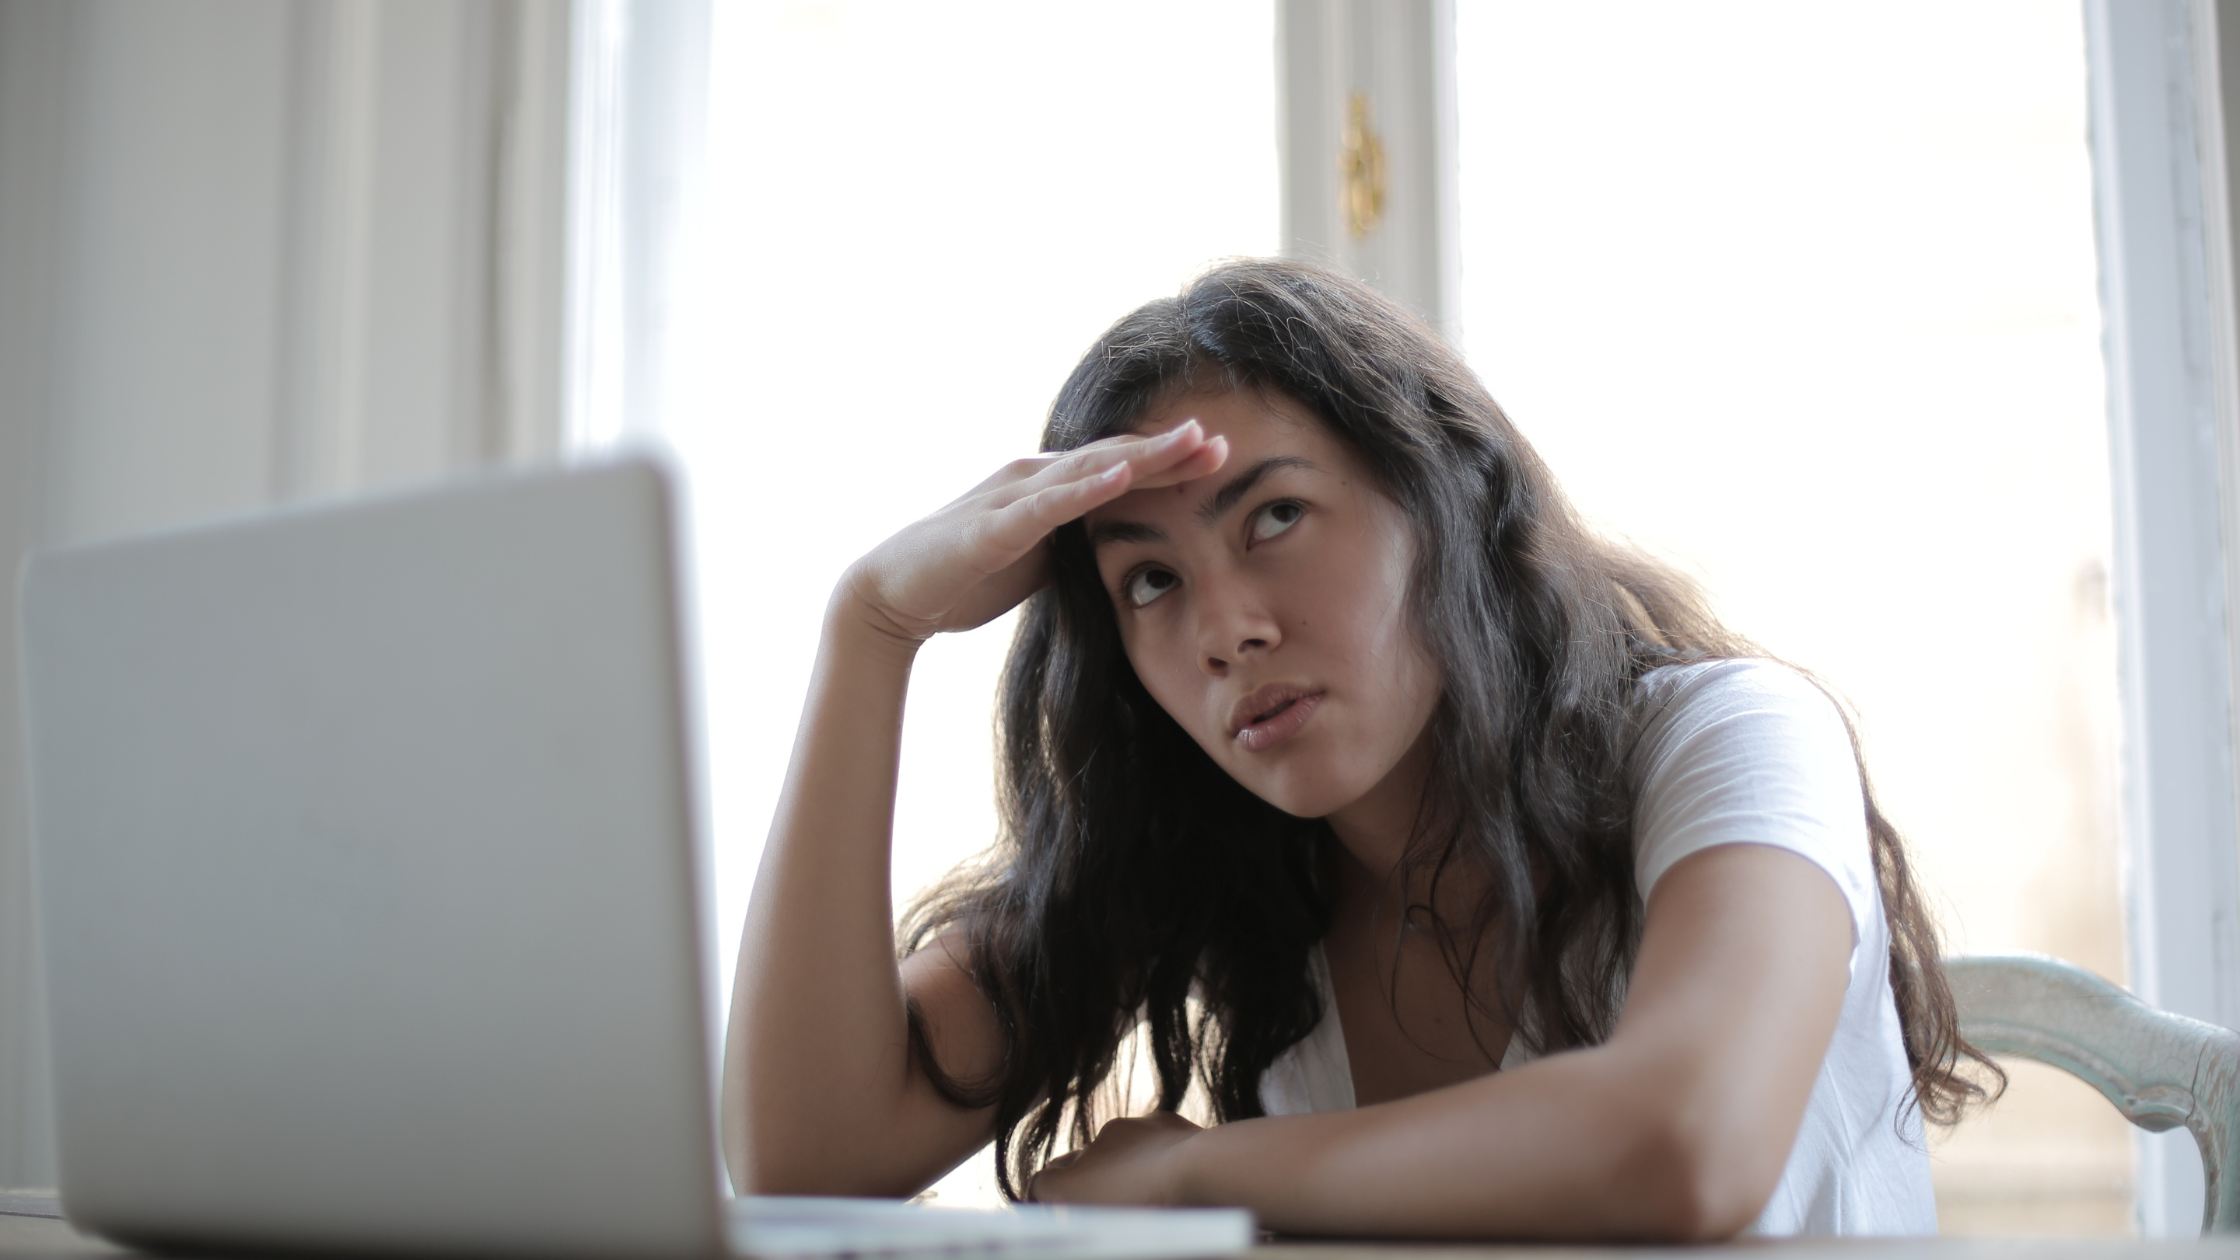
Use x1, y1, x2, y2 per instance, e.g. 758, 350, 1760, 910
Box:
1166, 849, 1853, 1239
722, 588, 956, 1195
1032, 847, 1847, 1240
1172, 1046, 1728, 1241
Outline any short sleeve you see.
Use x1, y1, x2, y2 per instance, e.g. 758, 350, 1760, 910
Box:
1630, 659, 1875, 967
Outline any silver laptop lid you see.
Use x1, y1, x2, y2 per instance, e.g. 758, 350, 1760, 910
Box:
20, 456, 724, 1257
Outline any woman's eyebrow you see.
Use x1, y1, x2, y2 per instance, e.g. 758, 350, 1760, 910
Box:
1088, 519, 1165, 548
1086, 455, 1322, 549
1198, 455, 1319, 524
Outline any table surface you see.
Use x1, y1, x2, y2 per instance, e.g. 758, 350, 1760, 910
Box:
12, 1209, 2240, 1259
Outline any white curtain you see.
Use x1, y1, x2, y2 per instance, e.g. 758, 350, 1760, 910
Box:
0, 0, 573, 1191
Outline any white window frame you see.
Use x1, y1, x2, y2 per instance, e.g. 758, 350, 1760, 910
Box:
1277, 0, 1460, 339
564, 0, 708, 453
2086, 0, 2240, 1235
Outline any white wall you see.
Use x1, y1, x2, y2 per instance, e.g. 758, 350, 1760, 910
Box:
0, 0, 568, 1190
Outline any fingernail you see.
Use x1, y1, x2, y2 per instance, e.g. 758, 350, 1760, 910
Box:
1166, 420, 1201, 442
1100, 463, 1128, 482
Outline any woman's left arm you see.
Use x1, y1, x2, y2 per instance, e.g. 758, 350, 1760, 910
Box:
1030, 842, 1852, 1241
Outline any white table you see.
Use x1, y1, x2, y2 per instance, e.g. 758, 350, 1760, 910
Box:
9, 1206, 2240, 1259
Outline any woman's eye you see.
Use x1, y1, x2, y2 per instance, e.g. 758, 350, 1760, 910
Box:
1123, 568, 1179, 608
1249, 501, 1304, 544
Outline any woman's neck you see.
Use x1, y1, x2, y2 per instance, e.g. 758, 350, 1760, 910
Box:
1323, 724, 1487, 917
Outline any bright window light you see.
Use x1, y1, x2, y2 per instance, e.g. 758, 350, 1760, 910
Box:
667, 0, 1280, 1202
1455, 0, 2125, 1233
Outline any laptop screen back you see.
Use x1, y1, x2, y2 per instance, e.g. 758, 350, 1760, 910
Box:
20, 457, 724, 1257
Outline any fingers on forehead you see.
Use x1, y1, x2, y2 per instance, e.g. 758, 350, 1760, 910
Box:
1052, 433, 1154, 471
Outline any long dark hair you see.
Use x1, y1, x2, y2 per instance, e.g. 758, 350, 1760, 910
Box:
900, 258, 1995, 1198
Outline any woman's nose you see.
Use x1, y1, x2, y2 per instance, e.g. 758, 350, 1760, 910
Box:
1197, 583, 1281, 676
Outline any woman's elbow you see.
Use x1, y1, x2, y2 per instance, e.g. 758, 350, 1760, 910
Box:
1641, 1168, 1766, 1243
1612, 1108, 1781, 1242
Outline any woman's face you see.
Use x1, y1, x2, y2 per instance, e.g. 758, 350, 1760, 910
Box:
1084, 387, 1444, 822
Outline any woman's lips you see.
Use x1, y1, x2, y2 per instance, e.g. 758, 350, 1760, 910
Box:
1232, 689, 1324, 753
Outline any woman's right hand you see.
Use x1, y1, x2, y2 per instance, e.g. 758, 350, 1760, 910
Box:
843, 420, 1228, 644
731, 419, 1222, 1198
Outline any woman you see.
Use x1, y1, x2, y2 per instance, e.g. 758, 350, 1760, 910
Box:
721, 259, 1992, 1239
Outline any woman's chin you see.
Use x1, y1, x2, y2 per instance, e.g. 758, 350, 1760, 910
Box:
1230, 763, 1371, 820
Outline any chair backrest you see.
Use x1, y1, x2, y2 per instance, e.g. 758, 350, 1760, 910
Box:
1947, 953, 2240, 1235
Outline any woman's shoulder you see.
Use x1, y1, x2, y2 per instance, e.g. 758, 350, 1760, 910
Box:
1625, 655, 1875, 938
1629, 657, 1851, 770
1634, 655, 1838, 716
1628, 655, 1858, 798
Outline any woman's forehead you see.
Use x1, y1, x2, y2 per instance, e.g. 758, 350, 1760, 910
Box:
1088, 392, 1373, 536
1128, 386, 1324, 449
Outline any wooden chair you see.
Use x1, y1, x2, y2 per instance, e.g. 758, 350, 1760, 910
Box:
1947, 953, 2240, 1234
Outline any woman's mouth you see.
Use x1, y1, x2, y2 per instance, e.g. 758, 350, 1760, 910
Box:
1230, 685, 1325, 753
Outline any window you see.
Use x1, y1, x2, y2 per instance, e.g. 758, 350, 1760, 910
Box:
667, 0, 1282, 1204
1454, 0, 2125, 1234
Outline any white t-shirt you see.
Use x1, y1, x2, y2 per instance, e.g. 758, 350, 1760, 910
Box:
1257, 658, 1937, 1236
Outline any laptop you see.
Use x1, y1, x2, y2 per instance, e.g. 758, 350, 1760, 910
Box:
17, 455, 1253, 1259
